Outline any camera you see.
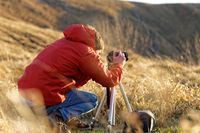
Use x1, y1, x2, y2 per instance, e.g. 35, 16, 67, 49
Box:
107, 51, 129, 63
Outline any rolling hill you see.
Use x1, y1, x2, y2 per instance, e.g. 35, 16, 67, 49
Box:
1, 0, 200, 64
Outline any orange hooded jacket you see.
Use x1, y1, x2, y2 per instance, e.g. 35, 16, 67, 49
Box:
18, 24, 123, 106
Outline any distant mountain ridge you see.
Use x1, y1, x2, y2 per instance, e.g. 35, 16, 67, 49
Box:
1, 0, 200, 64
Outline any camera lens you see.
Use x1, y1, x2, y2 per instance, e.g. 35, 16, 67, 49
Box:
123, 52, 129, 61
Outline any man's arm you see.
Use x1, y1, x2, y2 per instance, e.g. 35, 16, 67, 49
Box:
78, 49, 124, 87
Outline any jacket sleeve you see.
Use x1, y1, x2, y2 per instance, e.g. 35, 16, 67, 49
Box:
78, 49, 123, 87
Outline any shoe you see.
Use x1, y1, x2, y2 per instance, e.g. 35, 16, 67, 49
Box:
48, 113, 71, 133
67, 118, 90, 129
57, 121, 71, 133
48, 112, 63, 128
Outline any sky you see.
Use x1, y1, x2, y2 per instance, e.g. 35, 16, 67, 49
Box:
127, 0, 200, 4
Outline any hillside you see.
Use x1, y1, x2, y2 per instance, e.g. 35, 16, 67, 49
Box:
127, 3, 200, 64
0, 0, 199, 133
1, 0, 200, 64
0, 16, 62, 81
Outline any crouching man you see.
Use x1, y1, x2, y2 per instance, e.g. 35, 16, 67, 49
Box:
17, 24, 126, 131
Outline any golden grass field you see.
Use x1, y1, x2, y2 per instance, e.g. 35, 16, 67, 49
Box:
0, 15, 199, 133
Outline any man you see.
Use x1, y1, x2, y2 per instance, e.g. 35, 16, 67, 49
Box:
18, 24, 126, 129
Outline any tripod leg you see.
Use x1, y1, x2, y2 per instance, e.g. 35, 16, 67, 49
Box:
108, 87, 116, 133
90, 88, 107, 128
112, 92, 116, 125
106, 87, 111, 108
119, 82, 133, 112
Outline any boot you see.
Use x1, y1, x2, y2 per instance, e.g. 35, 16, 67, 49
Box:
48, 112, 71, 133
67, 117, 90, 129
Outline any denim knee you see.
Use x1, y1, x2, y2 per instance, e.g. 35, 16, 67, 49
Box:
90, 93, 98, 108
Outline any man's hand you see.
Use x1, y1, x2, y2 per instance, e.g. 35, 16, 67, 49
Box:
112, 51, 126, 66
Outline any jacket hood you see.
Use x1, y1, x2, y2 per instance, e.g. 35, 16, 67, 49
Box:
63, 24, 95, 49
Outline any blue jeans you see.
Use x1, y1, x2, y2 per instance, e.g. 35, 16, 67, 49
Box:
46, 89, 98, 122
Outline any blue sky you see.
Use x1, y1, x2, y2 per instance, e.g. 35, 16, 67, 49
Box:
126, 0, 200, 4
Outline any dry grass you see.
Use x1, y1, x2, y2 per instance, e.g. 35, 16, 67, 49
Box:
0, 11, 199, 133
121, 55, 200, 126
0, 0, 61, 28
68, 0, 134, 17
0, 17, 63, 133
83, 54, 200, 131
1, 50, 199, 132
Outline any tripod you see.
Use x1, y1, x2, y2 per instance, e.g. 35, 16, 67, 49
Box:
89, 81, 133, 132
